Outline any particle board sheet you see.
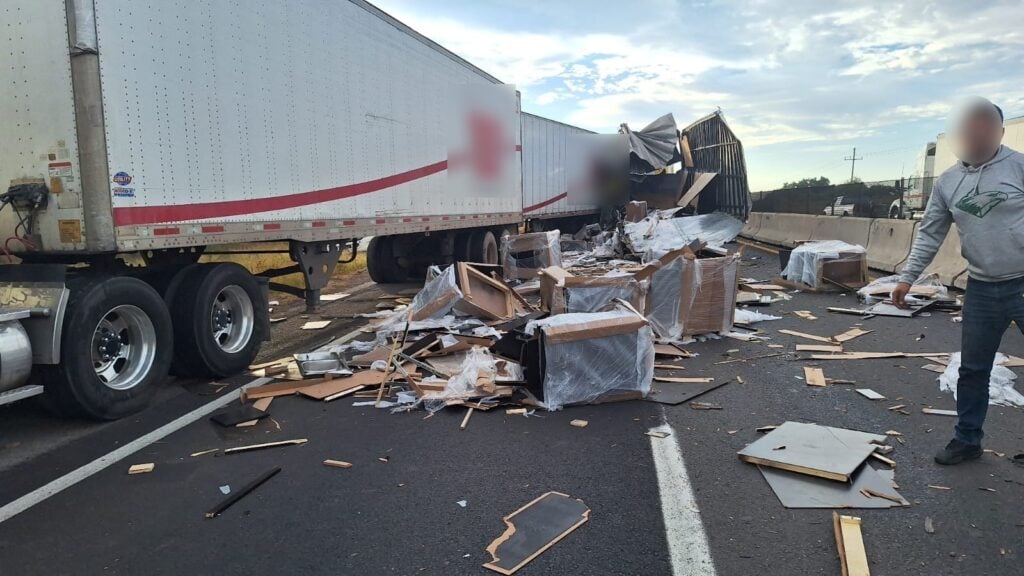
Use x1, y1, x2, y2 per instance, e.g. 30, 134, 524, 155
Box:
759, 465, 907, 509
483, 492, 590, 575
833, 328, 871, 343
738, 421, 886, 482
796, 344, 843, 353
645, 380, 728, 406
804, 367, 827, 387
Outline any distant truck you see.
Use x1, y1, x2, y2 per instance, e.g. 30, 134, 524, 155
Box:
0, 0, 600, 418
888, 142, 936, 219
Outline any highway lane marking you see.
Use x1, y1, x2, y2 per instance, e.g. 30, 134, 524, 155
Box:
0, 323, 369, 525
649, 421, 718, 576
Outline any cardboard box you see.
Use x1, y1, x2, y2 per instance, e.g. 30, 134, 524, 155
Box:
635, 249, 739, 338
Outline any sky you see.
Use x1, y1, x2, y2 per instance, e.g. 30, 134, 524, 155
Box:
371, 0, 1024, 191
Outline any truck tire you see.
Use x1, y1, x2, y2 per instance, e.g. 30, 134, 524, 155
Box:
468, 230, 498, 265
367, 236, 406, 283
43, 276, 173, 420
169, 263, 267, 377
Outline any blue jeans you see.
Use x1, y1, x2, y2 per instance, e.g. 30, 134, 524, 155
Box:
956, 276, 1024, 445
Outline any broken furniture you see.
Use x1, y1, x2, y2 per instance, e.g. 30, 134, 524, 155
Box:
738, 421, 887, 482
634, 248, 739, 339
501, 231, 562, 281
408, 262, 519, 321
781, 240, 867, 290
538, 266, 647, 315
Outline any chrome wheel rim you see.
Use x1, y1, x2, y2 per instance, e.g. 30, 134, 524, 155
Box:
92, 305, 157, 391
211, 285, 254, 354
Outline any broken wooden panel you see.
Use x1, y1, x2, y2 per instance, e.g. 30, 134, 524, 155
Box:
483, 492, 590, 575
738, 421, 887, 482
833, 513, 870, 576
760, 465, 907, 509
804, 367, 827, 387
456, 263, 515, 320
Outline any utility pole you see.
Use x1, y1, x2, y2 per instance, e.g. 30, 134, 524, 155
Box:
844, 147, 863, 182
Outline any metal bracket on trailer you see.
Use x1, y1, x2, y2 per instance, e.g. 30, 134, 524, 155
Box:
288, 240, 344, 312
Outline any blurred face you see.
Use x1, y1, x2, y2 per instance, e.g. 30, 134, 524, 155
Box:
952, 105, 1004, 166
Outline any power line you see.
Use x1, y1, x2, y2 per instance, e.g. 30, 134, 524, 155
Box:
843, 147, 863, 181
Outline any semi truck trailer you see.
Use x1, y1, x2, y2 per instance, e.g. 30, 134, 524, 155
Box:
0, 0, 599, 418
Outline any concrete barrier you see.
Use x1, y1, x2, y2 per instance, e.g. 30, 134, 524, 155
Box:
809, 216, 872, 248
754, 213, 818, 247
920, 224, 968, 288
740, 212, 763, 238
866, 219, 918, 273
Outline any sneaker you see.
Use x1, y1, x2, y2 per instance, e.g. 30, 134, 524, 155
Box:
934, 439, 983, 465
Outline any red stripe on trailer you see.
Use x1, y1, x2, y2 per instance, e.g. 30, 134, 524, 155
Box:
421, 217, 430, 222
342, 220, 356, 226
48, 161, 72, 168
523, 192, 567, 213
112, 160, 448, 226
375, 218, 386, 225
153, 227, 179, 236
201, 225, 224, 233
263, 223, 281, 230
311, 221, 326, 228
442, 216, 450, 221
402, 218, 413, 223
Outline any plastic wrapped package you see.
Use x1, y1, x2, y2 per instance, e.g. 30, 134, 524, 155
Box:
624, 212, 744, 261
858, 273, 948, 303
781, 241, 866, 289
637, 250, 740, 338
540, 267, 647, 314
734, 308, 782, 324
502, 231, 562, 281
525, 310, 654, 411
939, 352, 1024, 407
409, 265, 463, 320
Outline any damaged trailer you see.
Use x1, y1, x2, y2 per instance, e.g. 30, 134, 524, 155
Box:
623, 111, 752, 221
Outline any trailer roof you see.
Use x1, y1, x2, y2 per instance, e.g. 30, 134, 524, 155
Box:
521, 111, 597, 134
354, 0, 503, 85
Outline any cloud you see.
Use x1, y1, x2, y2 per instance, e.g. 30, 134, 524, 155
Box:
372, 0, 1024, 188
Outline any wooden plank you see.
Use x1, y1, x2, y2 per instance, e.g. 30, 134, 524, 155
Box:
460, 407, 474, 431
654, 376, 714, 383
920, 364, 946, 373
654, 343, 693, 358
796, 344, 843, 353
570, 419, 588, 428
811, 352, 949, 360
743, 283, 786, 291
241, 379, 323, 401
870, 452, 896, 468
223, 438, 308, 455
793, 310, 817, 320
482, 492, 590, 575
128, 463, 154, 475
804, 367, 827, 387
301, 320, 331, 330
855, 389, 886, 401
833, 512, 849, 576
922, 407, 957, 416
297, 371, 389, 400
323, 459, 353, 469
738, 422, 885, 483
837, 514, 870, 576
778, 329, 833, 343
833, 328, 872, 343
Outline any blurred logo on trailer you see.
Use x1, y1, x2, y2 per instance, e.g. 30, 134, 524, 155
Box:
113, 187, 135, 198
447, 84, 517, 199
112, 171, 132, 185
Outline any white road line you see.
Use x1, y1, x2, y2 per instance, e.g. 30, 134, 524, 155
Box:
0, 324, 370, 525
649, 422, 717, 576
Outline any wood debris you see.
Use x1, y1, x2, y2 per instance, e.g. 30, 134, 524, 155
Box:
460, 407, 474, 430
833, 328, 872, 343
833, 512, 870, 576
689, 401, 722, 410
793, 310, 817, 320
870, 452, 896, 468
301, 320, 332, 330
223, 438, 308, 455
646, 431, 670, 438
922, 407, 957, 417
570, 419, 588, 428
654, 376, 714, 383
855, 389, 886, 401
804, 366, 827, 387
205, 467, 281, 519
796, 344, 843, 353
482, 492, 590, 575
778, 329, 833, 343
324, 459, 353, 469
128, 463, 155, 475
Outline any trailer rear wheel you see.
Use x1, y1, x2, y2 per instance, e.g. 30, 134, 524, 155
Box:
367, 236, 406, 283
468, 230, 499, 265
44, 276, 173, 420
169, 263, 267, 377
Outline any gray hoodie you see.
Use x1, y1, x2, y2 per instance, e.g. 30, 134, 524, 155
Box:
900, 145, 1024, 284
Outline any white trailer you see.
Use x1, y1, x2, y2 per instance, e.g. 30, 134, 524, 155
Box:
0, 0, 541, 417
520, 113, 601, 229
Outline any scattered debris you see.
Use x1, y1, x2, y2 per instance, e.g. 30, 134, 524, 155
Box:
223, 439, 308, 455
738, 422, 887, 482
833, 512, 870, 576
793, 310, 817, 320
460, 407, 475, 430
506, 408, 528, 416
855, 389, 886, 401
482, 492, 589, 575
689, 401, 722, 410
646, 431, 671, 439
654, 376, 714, 383
190, 448, 219, 458
925, 517, 935, 534
301, 320, 332, 330
922, 408, 957, 417
128, 463, 155, 475
778, 329, 833, 343
211, 404, 270, 427
804, 367, 827, 387
796, 344, 843, 353
320, 292, 350, 302
236, 397, 273, 427
324, 460, 353, 469
570, 419, 588, 428
832, 328, 872, 343
939, 352, 1024, 407
205, 467, 281, 519
927, 485, 951, 490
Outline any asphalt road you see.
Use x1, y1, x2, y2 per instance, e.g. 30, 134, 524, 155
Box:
1, 245, 1022, 576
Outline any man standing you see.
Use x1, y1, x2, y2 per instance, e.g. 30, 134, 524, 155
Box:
894, 97, 1024, 465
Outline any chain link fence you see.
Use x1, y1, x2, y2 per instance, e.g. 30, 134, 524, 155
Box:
752, 177, 936, 218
